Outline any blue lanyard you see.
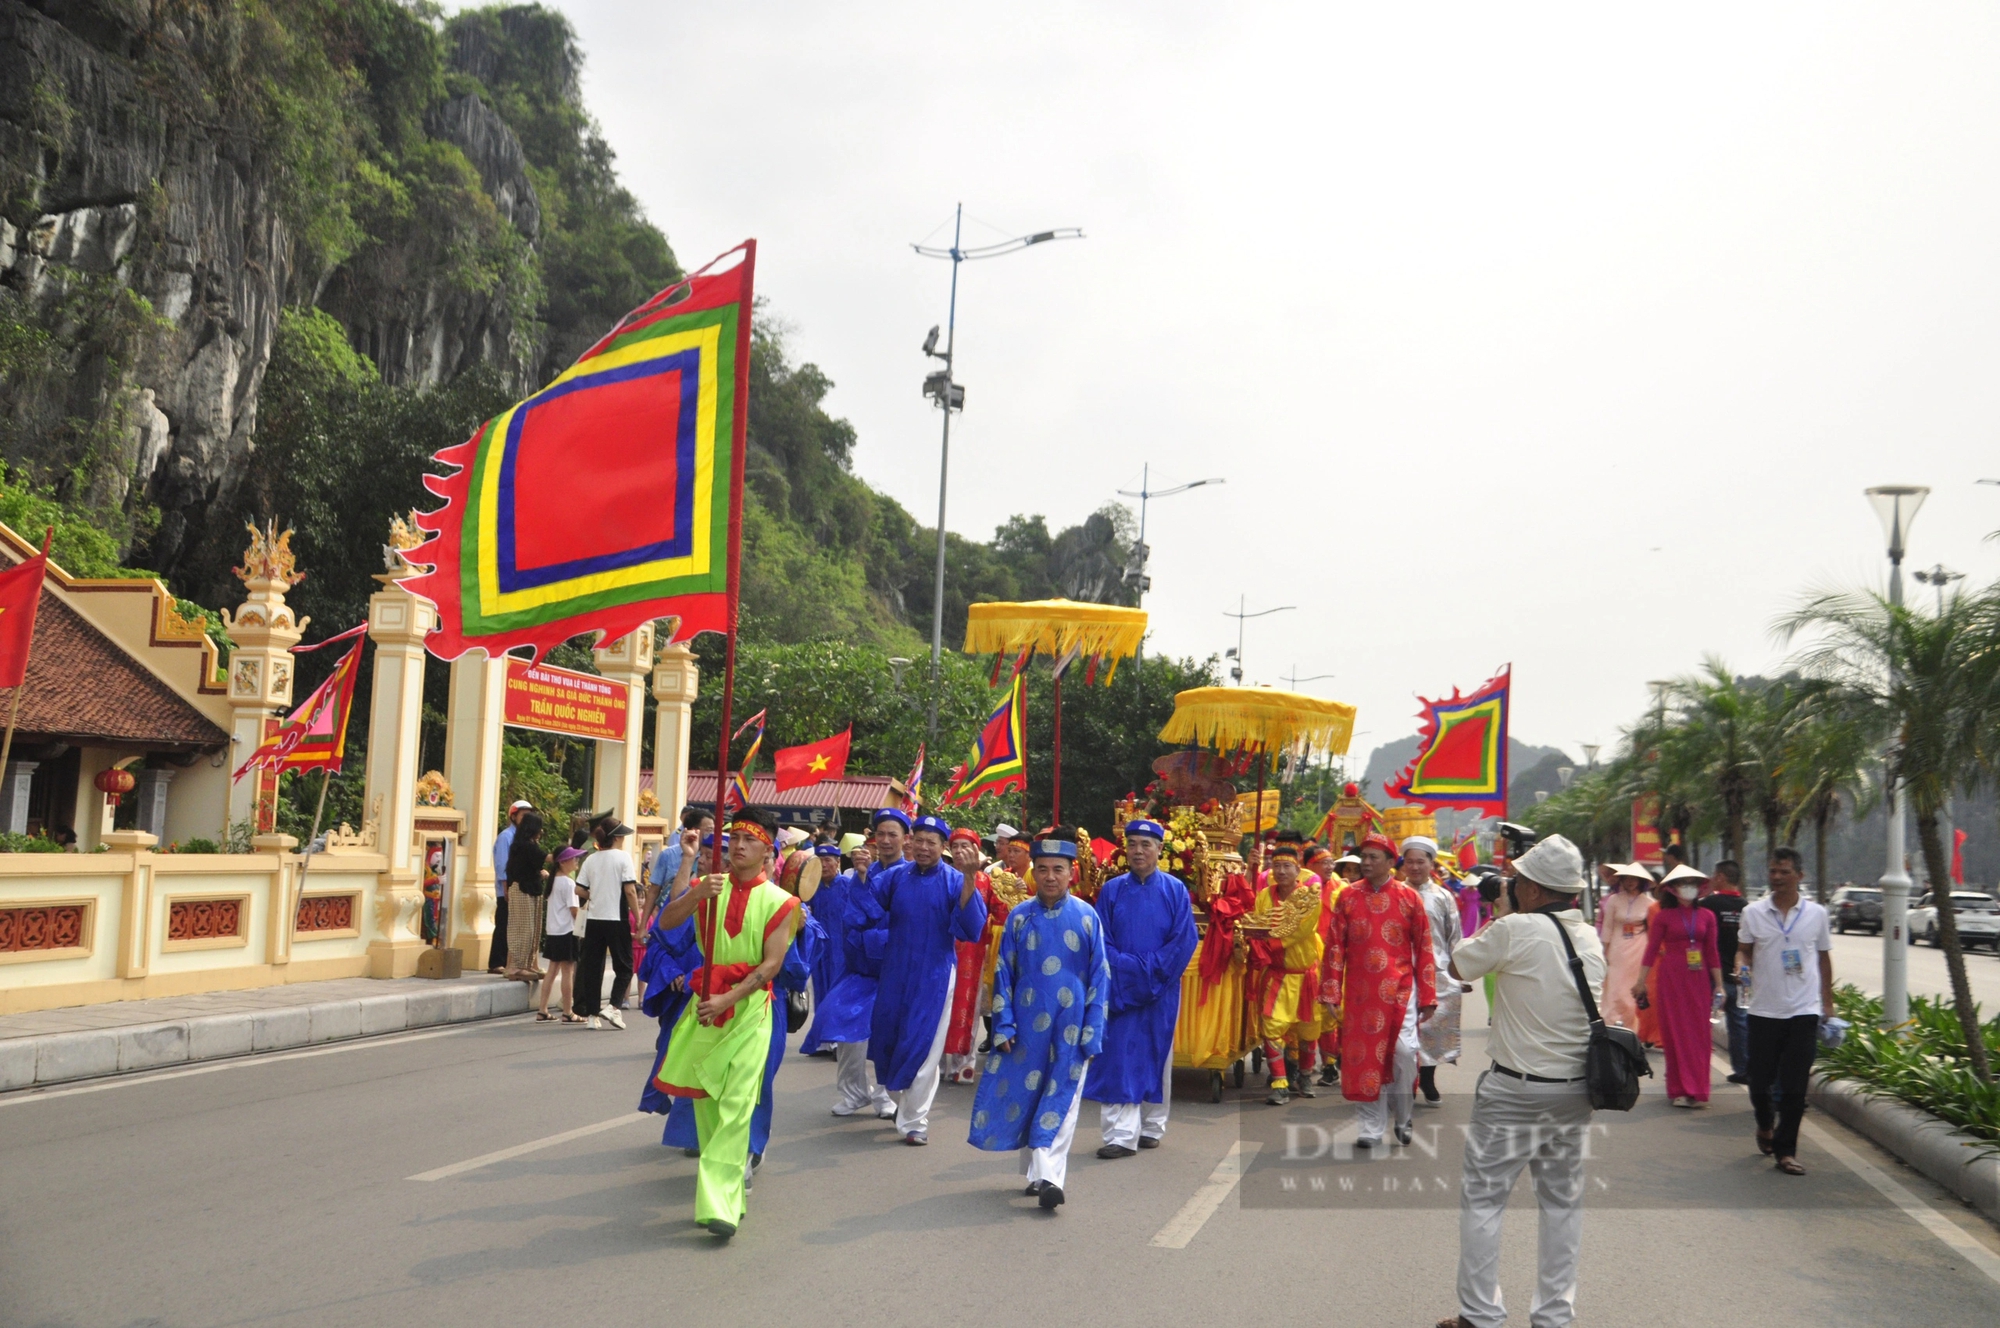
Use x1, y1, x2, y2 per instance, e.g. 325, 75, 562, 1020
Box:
1683, 906, 1699, 946
1776, 900, 1805, 941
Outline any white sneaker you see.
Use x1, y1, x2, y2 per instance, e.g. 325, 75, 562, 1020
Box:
604, 1008, 626, 1030
585, 1015, 602, 1030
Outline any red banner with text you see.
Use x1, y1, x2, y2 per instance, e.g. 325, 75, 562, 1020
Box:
1631, 795, 1664, 864
503, 658, 627, 741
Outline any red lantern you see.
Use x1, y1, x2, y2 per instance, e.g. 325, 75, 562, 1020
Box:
95, 767, 136, 807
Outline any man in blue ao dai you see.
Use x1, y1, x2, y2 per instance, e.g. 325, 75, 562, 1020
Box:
967, 831, 1109, 1211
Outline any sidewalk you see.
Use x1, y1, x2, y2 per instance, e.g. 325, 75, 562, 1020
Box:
0, 975, 534, 1092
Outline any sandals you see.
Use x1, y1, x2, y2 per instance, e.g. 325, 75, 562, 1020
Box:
1776, 1157, 1806, 1176
535, 1011, 554, 1022
1756, 1129, 1775, 1156
560, 1013, 584, 1024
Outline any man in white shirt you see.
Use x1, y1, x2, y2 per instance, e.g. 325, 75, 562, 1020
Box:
1439, 834, 1604, 1328
1736, 846, 1834, 1176
575, 820, 641, 1030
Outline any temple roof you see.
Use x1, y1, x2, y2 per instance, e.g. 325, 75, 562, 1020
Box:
13, 589, 230, 751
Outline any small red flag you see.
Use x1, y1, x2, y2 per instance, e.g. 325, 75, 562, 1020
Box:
0, 530, 52, 689
772, 727, 852, 791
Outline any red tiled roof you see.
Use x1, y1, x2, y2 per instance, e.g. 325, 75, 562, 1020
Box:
681, 772, 909, 811
13, 589, 229, 750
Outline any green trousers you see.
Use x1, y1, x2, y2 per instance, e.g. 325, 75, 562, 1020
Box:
691, 1060, 760, 1225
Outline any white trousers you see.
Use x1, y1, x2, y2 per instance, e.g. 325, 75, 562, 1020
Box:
893, 970, 956, 1137
833, 1040, 892, 1115
1099, 1047, 1174, 1147
1020, 1078, 1086, 1192
1353, 994, 1420, 1140
1457, 1069, 1594, 1328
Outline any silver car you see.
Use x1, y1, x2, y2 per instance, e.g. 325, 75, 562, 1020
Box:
1909, 891, 2000, 951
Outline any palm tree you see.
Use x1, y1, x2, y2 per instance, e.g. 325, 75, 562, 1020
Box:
1657, 660, 1762, 868
1748, 677, 1819, 866
1780, 691, 1883, 902
1780, 588, 1996, 1081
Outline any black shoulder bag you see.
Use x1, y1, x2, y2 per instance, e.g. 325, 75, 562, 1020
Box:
1543, 911, 1651, 1111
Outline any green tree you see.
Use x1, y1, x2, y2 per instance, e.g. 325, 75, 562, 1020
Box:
1780, 588, 1996, 1081
1779, 689, 1883, 902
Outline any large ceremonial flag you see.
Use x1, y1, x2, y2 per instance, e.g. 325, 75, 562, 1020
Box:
407, 244, 756, 661
1385, 665, 1511, 815
773, 727, 851, 792
943, 674, 1027, 808
232, 625, 368, 782
900, 744, 926, 814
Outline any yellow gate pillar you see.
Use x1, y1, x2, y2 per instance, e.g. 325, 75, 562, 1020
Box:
651, 642, 700, 821
591, 625, 655, 824
444, 653, 507, 972
219, 524, 308, 835
363, 568, 437, 977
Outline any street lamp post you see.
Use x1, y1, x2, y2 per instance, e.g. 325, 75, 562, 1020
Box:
913, 206, 1083, 746
1117, 466, 1224, 687
1865, 484, 1929, 1029
1221, 596, 1295, 686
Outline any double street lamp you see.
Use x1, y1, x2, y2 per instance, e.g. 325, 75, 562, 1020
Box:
1222, 596, 1294, 686
1865, 484, 1928, 1029
1116, 466, 1225, 684
913, 205, 1083, 745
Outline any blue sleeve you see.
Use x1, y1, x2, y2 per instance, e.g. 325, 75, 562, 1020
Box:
1099, 877, 1198, 1014
648, 843, 681, 888
1081, 908, 1111, 1058
492, 827, 514, 875
948, 865, 987, 942
991, 910, 1020, 1045
846, 865, 892, 977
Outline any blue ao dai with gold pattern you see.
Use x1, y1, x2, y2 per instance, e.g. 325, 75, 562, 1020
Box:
968, 894, 1110, 1153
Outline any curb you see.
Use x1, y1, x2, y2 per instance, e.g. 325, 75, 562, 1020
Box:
1807, 1073, 2000, 1224
1712, 1012, 1999, 1223
0, 979, 534, 1092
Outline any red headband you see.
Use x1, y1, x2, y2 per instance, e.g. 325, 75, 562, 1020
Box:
730, 820, 775, 848
949, 827, 981, 845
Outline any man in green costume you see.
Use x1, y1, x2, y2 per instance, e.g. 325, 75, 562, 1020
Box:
654, 806, 800, 1239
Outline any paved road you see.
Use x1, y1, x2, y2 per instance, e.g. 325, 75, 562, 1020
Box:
1826, 929, 2000, 1011
4, 988, 1998, 1328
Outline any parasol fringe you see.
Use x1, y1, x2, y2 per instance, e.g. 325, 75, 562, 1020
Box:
963, 599, 1148, 662
1157, 686, 1358, 756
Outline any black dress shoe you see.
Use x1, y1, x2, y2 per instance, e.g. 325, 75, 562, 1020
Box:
1137, 1136, 1161, 1150
1038, 1182, 1065, 1210
1318, 1064, 1339, 1087
681, 1147, 701, 1158
1097, 1143, 1137, 1159
1394, 1123, 1413, 1146
1025, 1181, 1044, 1196
705, 1219, 736, 1239
1726, 1073, 1749, 1085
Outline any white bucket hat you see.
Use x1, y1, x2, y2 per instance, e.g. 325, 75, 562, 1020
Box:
1511, 835, 1586, 892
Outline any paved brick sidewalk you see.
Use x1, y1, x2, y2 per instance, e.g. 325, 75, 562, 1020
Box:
0, 974, 535, 1092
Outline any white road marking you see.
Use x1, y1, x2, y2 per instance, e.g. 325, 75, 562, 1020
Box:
0, 1027, 471, 1108
407, 1112, 651, 1181
1801, 1119, 2000, 1286
1149, 1139, 1262, 1248
1708, 1047, 2000, 1286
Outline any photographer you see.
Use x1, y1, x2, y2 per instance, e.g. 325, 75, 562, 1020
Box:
1438, 834, 1604, 1328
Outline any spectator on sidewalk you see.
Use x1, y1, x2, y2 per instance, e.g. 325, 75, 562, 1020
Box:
1738, 846, 1834, 1176
489, 799, 532, 973
1638, 865, 1724, 1107
575, 818, 641, 1030
1700, 860, 1751, 1083
1439, 833, 1603, 1328
502, 810, 548, 983
539, 847, 586, 1022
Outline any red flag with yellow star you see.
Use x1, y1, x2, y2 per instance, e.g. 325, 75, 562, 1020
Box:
772, 727, 851, 792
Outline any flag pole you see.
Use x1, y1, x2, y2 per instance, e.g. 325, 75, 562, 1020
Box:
698, 239, 756, 1018
1051, 666, 1064, 826
288, 766, 333, 939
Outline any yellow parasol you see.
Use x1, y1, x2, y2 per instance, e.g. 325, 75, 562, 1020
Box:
1159, 686, 1359, 871
1157, 686, 1357, 756
961, 599, 1148, 824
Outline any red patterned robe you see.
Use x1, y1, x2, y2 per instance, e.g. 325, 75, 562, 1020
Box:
1321, 878, 1437, 1103
944, 871, 998, 1056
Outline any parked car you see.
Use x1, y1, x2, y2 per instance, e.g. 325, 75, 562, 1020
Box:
1831, 886, 1883, 935
1908, 891, 2000, 951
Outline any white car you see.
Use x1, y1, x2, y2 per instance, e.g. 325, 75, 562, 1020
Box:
1909, 891, 2000, 951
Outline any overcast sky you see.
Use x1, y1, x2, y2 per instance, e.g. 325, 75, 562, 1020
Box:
516, 2, 2000, 776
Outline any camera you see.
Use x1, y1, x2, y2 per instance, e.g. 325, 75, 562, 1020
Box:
1495, 822, 1538, 860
